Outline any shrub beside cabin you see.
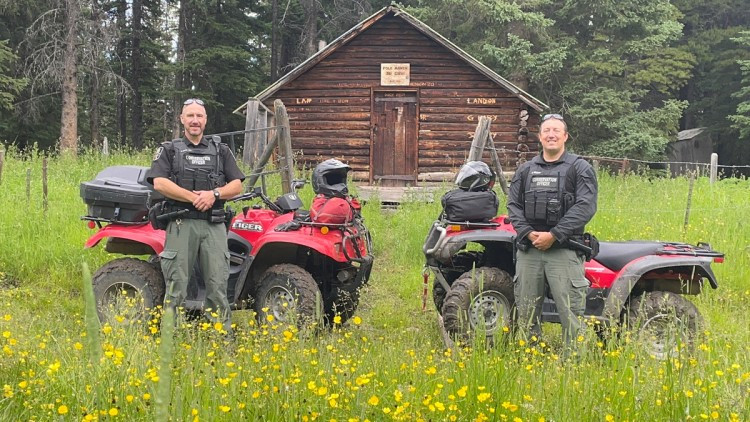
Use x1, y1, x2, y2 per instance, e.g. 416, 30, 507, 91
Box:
240, 6, 548, 187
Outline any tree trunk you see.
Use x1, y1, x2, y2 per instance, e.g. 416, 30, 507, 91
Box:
89, 0, 101, 147
271, 0, 278, 80
173, 1, 187, 138
90, 70, 100, 147
299, 0, 317, 62
131, 0, 144, 148
60, 0, 79, 154
507, 20, 529, 91
116, 0, 128, 144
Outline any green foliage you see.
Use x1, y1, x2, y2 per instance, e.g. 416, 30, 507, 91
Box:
0, 39, 25, 111
729, 31, 750, 139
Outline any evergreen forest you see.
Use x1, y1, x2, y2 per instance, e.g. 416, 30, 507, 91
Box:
0, 0, 749, 166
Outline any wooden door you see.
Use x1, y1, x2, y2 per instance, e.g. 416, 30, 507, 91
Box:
371, 92, 418, 187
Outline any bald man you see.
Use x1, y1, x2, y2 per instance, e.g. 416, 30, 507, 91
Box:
147, 99, 245, 333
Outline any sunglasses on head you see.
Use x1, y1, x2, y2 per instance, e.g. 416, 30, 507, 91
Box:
183, 98, 205, 106
542, 113, 564, 121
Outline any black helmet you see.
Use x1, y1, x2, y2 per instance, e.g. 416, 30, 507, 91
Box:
455, 161, 495, 191
312, 159, 351, 197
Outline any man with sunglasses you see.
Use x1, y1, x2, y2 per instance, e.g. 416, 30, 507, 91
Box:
147, 98, 245, 334
507, 113, 598, 356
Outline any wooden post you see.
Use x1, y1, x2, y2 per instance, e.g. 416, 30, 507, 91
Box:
26, 168, 31, 203
102, 137, 109, 155
468, 117, 492, 161
683, 171, 695, 236
710, 153, 718, 184
246, 132, 279, 190
0, 149, 4, 186
42, 157, 48, 214
242, 99, 260, 167
620, 159, 630, 176
486, 136, 509, 195
592, 159, 600, 174
274, 99, 294, 194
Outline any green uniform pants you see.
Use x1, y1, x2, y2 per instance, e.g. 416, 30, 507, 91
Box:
514, 247, 588, 349
159, 218, 231, 331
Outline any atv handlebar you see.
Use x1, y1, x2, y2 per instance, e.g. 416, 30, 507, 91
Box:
229, 188, 283, 213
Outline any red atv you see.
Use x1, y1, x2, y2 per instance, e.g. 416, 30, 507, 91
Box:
81, 166, 373, 326
423, 216, 724, 357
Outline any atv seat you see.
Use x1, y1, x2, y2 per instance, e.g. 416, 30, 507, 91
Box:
595, 241, 662, 272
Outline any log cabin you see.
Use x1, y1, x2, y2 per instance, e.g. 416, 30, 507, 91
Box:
241, 5, 548, 186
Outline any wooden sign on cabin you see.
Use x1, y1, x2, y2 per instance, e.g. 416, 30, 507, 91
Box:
381, 63, 410, 86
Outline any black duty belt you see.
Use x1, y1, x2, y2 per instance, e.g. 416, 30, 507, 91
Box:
165, 205, 209, 220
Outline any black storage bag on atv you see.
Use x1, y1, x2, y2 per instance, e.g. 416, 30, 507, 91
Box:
441, 189, 499, 222
80, 166, 164, 222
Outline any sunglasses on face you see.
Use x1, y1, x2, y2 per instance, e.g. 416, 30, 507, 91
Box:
542, 113, 564, 121
183, 98, 205, 106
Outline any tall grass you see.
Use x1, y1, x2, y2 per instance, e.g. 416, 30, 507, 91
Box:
0, 151, 748, 420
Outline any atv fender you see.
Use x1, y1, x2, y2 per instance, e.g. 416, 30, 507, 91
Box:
84, 224, 166, 255
252, 228, 358, 263
602, 255, 718, 322
427, 228, 515, 263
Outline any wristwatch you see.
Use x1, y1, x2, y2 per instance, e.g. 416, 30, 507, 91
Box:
212, 189, 220, 200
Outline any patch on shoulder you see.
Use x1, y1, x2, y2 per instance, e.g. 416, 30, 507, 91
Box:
153, 146, 164, 161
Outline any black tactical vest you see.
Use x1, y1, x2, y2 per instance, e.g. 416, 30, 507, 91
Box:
170, 137, 226, 192
523, 153, 579, 230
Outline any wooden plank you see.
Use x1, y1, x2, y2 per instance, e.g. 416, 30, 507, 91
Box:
275, 97, 370, 106
298, 147, 370, 156
242, 99, 260, 167
419, 130, 519, 142
419, 113, 518, 124
420, 106, 518, 115
286, 105, 370, 113
420, 140, 519, 150
284, 81, 500, 90
301, 71, 489, 82
315, 59, 484, 71
275, 100, 295, 194
289, 121, 371, 130
274, 88, 370, 97
288, 112, 370, 121
421, 122, 519, 132
420, 89, 517, 98
294, 137, 370, 148
290, 128, 371, 138
326, 51, 458, 60
468, 117, 492, 161
421, 97, 522, 106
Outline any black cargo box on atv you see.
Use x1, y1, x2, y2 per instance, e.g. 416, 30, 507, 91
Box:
80, 166, 163, 222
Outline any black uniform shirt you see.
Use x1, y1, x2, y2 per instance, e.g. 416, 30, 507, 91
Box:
507, 151, 598, 244
146, 136, 246, 186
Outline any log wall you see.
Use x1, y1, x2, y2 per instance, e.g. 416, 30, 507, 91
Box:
265, 15, 540, 180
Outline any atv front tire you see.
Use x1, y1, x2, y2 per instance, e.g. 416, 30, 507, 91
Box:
92, 257, 165, 325
255, 264, 322, 327
441, 267, 515, 344
625, 291, 703, 360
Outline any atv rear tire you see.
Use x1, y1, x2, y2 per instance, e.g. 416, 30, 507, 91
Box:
92, 258, 165, 325
441, 267, 515, 344
255, 264, 322, 328
625, 291, 703, 360
324, 285, 360, 324
433, 279, 446, 313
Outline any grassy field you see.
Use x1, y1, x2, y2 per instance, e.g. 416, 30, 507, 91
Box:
0, 149, 748, 421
